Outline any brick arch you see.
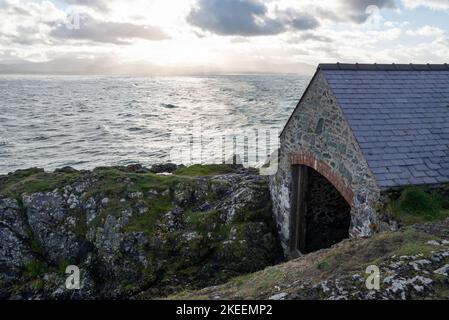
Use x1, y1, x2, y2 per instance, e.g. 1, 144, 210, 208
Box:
289, 151, 354, 207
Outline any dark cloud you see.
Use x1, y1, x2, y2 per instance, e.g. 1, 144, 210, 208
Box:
278, 9, 320, 31
318, 0, 397, 24
346, 0, 396, 23
187, 0, 282, 36
58, 0, 109, 11
347, 0, 396, 12
187, 0, 319, 36
50, 14, 169, 44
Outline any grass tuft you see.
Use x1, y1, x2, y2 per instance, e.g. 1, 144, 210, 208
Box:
0, 171, 83, 196
24, 260, 49, 278
124, 197, 174, 236
390, 187, 449, 225
175, 164, 235, 177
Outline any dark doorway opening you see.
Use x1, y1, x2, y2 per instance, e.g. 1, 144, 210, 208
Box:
291, 165, 351, 254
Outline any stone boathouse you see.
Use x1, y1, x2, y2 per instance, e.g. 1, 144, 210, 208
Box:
270, 63, 449, 257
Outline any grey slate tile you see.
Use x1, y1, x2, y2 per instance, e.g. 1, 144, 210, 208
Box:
323, 68, 449, 187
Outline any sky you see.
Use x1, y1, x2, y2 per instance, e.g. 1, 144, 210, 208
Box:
0, 0, 448, 75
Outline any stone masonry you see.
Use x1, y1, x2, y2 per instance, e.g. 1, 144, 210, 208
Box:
271, 63, 449, 257
270, 70, 384, 256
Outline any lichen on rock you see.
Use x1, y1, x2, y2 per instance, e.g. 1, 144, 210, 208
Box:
0, 164, 283, 300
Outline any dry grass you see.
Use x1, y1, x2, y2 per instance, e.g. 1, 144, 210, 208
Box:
166, 223, 449, 300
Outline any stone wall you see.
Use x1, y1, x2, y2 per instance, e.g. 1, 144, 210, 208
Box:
270, 70, 387, 256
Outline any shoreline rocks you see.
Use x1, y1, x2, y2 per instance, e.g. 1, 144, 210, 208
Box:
0, 164, 283, 300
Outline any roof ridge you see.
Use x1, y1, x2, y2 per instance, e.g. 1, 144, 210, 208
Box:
319, 63, 449, 71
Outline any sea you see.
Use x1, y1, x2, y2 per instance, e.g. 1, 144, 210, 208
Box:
0, 74, 309, 174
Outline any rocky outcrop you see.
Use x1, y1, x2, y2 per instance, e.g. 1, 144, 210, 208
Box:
0, 165, 283, 300
171, 219, 449, 300
303, 246, 449, 300
0, 198, 33, 271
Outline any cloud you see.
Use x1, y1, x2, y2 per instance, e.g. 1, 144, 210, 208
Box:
406, 25, 445, 37
289, 33, 333, 43
50, 14, 169, 44
59, 0, 110, 11
0, 0, 65, 45
349, 0, 396, 22
402, 0, 449, 10
186, 0, 319, 36
0, 1, 168, 46
4, 25, 51, 45
187, 0, 283, 36
0, 0, 64, 22
346, 0, 396, 13
276, 8, 320, 31
1, 0, 449, 76
317, 0, 396, 24
0, 0, 30, 16
230, 37, 251, 43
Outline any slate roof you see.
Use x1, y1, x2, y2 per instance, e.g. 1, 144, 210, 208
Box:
320, 63, 449, 188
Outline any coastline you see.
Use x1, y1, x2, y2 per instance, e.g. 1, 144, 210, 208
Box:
0, 163, 282, 299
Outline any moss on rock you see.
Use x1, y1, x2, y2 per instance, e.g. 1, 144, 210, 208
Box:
169, 219, 449, 300
0, 164, 282, 300
175, 164, 236, 177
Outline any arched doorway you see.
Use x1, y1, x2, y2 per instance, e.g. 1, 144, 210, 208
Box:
291, 165, 351, 254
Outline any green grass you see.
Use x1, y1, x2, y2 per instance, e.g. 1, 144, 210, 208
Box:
0, 166, 225, 199
85, 168, 190, 198
165, 291, 210, 300
175, 164, 235, 177
0, 170, 83, 196
187, 266, 285, 299
391, 227, 440, 257
124, 197, 175, 236
24, 260, 49, 278
390, 187, 449, 225
0, 166, 187, 203
82, 168, 130, 198
186, 210, 221, 232
0, 166, 190, 197
128, 172, 185, 192
167, 223, 449, 300
313, 227, 437, 276
30, 279, 45, 291
0, 167, 193, 238
317, 260, 331, 271
29, 237, 45, 256
57, 260, 73, 276
393, 242, 436, 257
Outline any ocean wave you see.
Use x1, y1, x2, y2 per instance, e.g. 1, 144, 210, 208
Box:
0, 74, 306, 174
26, 135, 50, 142
160, 103, 178, 109
118, 113, 135, 118
127, 127, 145, 132
0, 140, 11, 146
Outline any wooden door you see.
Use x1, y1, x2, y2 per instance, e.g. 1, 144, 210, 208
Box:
290, 165, 308, 254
